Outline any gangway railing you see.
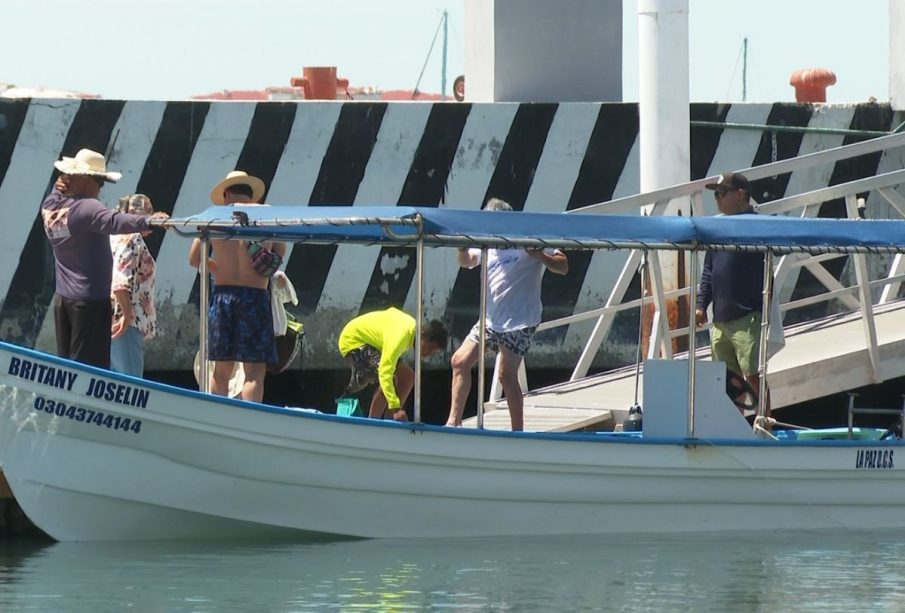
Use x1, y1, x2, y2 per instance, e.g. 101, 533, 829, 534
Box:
487, 130, 905, 409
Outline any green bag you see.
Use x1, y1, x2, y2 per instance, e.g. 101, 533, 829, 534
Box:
336, 396, 363, 417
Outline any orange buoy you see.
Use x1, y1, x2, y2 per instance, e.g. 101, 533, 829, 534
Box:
289, 66, 349, 100
789, 68, 837, 103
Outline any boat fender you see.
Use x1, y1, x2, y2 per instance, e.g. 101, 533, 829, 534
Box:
622, 404, 643, 432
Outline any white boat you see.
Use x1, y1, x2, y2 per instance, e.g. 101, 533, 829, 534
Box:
1, 205, 904, 541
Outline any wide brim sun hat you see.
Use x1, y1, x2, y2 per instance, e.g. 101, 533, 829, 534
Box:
210, 170, 266, 205
53, 148, 122, 183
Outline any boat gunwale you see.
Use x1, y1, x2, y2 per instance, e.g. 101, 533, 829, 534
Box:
2, 341, 902, 450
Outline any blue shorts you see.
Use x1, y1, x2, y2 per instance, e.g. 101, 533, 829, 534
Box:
208, 285, 277, 364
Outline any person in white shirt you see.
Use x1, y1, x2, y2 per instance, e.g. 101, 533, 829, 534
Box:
445, 198, 568, 431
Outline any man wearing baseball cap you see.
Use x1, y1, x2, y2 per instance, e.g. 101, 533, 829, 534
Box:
695, 171, 767, 414
43, 148, 169, 369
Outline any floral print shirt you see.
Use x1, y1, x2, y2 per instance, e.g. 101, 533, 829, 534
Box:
110, 233, 157, 340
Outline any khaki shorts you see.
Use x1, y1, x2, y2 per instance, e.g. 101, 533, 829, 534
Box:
710, 312, 761, 376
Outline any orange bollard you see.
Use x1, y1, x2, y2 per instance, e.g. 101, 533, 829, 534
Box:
289, 66, 349, 100
789, 68, 837, 103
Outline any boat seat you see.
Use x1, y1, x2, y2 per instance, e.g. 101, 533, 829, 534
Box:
793, 427, 888, 441
461, 406, 614, 433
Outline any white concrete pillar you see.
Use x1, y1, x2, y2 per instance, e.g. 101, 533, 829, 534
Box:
464, 0, 622, 102
638, 0, 690, 353
890, 0, 905, 109
638, 0, 690, 195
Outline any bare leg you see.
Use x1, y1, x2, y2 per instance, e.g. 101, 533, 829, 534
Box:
367, 361, 414, 420
210, 361, 235, 396
447, 340, 480, 426
241, 362, 267, 403
497, 347, 524, 431
391, 363, 415, 420
369, 386, 387, 418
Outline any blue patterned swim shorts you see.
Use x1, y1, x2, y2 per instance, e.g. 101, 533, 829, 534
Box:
466, 323, 537, 358
208, 285, 277, 364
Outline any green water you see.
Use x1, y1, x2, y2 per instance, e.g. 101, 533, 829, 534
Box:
0, 531, 902, 611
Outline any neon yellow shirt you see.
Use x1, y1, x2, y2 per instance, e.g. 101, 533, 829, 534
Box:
338, 307, 415, 409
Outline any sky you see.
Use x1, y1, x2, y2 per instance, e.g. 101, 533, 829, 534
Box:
1, 0, 889, 103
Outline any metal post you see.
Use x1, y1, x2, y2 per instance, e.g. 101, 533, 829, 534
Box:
846, 196, 882, 383
848, 393, 856, 439
686, 249, 698, 439
441, 10, 448, 99
414, 234, 424, 424
757, 251, 774, 419
632, 252, 648, 408
477, 247, 488, 430
198, 235, 210, 393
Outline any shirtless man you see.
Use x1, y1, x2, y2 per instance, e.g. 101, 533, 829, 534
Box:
189, 171, 286, 402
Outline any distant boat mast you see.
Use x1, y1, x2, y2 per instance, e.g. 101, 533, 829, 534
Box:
413, 10, 449, 100
743, 36, 748, 101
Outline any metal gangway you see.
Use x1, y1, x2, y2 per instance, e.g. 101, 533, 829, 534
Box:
466, 131, 905, 432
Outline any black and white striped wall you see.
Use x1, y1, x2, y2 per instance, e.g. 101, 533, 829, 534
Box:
0, 99, 898, 370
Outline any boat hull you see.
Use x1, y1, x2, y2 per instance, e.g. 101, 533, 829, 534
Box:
0, 343, 903, 541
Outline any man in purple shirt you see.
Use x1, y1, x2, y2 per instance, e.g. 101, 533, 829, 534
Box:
42, 149, 168, 369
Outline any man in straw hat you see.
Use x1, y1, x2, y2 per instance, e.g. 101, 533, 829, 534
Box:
43, 148, 169, 369
189, 170, 286, 403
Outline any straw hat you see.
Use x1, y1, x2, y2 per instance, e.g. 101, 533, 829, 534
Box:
53, 148, 122, 183
210, 170, 265, 205
192, 350, 245, 398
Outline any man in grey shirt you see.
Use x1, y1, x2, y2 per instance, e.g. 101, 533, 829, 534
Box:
42, 149, 168, 369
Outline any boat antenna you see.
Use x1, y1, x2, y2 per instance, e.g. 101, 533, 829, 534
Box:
412, 10, 447, 99
725, 37, 747, 100
742, 37, 748, 101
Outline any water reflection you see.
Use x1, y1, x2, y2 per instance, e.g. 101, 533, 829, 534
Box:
0, 531, 903, 611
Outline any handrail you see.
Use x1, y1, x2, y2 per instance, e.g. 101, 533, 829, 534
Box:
572, 130, 905, 214
489, 130, 905, 410
691, 120, 890, 139
757, 168, 905, 215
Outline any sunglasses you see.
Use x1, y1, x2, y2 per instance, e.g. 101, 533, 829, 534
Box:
713, 188, 737, 198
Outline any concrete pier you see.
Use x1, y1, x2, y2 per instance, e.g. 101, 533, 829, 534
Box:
464, 0, 622, 102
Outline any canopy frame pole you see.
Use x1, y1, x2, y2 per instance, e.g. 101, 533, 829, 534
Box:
477, 247, 489, 430
632, 251, 649, 408
198, 234, 211, 394
414, 224, 425, 424
686, 248, 698, 439
757, 251, 774, 420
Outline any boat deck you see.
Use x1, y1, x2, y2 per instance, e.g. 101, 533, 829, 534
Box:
462, 300, 905, 432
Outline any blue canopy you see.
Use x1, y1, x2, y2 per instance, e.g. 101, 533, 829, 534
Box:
164, 205, 905, 254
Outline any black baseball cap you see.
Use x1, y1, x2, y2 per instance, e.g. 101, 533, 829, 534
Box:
705, 171, 750, 192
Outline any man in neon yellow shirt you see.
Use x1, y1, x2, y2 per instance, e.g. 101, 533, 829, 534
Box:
338, 307, 447, 421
